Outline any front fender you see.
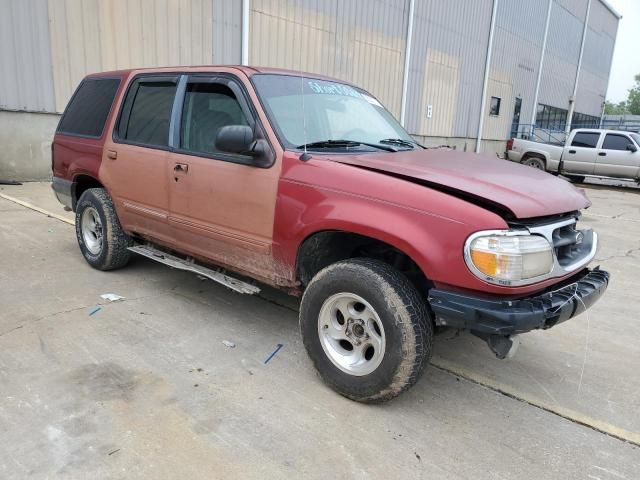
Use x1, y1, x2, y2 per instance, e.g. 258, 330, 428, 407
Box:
273, 178, 497, 292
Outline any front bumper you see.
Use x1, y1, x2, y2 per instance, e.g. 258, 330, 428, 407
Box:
428, 267, 609, 336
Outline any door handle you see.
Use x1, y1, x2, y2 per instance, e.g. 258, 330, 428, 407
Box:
107, 150, 117, 160
568, 150, 576, 154
173, 163, 189, 173
598, 152, 606, 156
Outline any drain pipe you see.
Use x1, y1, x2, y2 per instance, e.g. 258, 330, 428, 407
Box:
566, 0, 592, 135
241, 0, 250, 65
530, 0, 553, 128
400, 0, 416, 127
475, 0, 499, 153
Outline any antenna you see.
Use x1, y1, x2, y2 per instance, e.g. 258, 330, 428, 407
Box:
299, 16, 311, 161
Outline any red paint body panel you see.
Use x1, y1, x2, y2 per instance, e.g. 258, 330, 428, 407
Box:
53, 65, 595, 299
271, 152, 585, 296
327, 149, 591, 218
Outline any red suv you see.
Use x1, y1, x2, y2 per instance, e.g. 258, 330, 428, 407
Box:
52, 66, 608, 402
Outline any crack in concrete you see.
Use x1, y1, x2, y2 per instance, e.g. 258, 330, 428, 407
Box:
597, 246, 640, 262
430, 362, 640, 448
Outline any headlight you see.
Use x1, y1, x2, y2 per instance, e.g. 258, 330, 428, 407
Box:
465, 232, 554, 285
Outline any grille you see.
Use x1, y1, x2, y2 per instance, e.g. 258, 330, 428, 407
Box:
509, 212, 597, 276
552, 222, 594, 267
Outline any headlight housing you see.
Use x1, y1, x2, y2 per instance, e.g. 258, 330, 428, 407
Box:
465, 231, 554, 285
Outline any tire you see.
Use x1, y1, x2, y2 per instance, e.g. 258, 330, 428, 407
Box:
523, 156, 546, 170
75, 188, 133, 271
564, 174, 585, 184
299, 258, 433, 403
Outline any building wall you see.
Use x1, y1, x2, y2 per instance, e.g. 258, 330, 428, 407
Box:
250, 0, 408, 118
0, 0, 620, 181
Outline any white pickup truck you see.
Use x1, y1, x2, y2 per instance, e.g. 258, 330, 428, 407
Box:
507, 129, 640, 183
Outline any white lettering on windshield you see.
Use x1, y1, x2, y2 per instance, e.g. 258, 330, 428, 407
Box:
307, 80, 363, 98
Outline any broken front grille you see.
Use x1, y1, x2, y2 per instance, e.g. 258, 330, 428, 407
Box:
510, 212, 598, 277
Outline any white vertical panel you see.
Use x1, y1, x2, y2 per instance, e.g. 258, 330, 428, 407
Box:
0, 0, 56, 112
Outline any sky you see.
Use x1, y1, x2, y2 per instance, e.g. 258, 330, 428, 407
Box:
606, 0, 640, 102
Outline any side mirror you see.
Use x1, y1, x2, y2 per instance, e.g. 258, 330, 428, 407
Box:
216, 125, 254, 155
627, 143, 638, 153
215, 124, 273, 167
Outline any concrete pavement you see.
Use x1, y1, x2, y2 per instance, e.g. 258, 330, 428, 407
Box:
1, 182, 639, 479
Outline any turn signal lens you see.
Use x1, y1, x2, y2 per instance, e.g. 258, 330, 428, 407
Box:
467, 234, 553, 283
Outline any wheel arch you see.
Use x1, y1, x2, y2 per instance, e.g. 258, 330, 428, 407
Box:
295, 229, 433, 297
71, 174, 104, 211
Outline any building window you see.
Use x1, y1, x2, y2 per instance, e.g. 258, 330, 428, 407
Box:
490, 97, 501, 116
571, 112, 600, 128
535, 104, 568, 130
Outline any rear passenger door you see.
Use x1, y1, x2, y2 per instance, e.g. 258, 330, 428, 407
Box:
166, 75, 279, 280
595, 133, 640, 179
562, 131, 600, 175
102, 75, 178, 244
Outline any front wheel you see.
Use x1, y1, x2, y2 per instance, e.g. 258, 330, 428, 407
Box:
75, 188, 133, 270
299, 258, 433, 403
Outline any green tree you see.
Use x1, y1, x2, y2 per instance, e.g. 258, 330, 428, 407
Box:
626, 74, 640, 115
604, 100, 628, 115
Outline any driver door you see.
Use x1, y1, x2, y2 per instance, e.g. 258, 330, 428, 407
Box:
166, 75, 280, 280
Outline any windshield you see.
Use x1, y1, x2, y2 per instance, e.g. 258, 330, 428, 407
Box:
632, 133, 640, 145
252, 74, 417, 151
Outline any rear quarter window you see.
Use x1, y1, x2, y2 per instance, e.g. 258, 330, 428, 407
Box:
57, 78, 121, 138
570, 132, 600, 149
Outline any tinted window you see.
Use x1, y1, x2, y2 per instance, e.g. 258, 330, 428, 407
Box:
180, 82, 249, 155
602, 134, 633, 151
119, 80, 177, 147
57, 78, 120, 137
490, 96, 501, 116
571, 132, 600, 148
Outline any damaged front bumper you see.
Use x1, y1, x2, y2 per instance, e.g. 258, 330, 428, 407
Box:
428, 268, 609, 355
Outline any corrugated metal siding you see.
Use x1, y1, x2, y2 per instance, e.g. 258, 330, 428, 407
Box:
537, 0, 586, 111
0, 0, 620, 141
576, 0, 617, 116
485, 0, 549, 139
0, 0, 56, 112
405, 0, 493, 138
47, 0, 237, 113
249, 0, 408, 117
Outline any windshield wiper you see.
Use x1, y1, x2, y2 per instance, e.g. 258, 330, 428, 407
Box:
296, 139, 396, 152
379, 138, 420, 149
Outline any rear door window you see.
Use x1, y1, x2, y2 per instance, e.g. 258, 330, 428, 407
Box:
57, 78, 120, 138
602, 134, 633, 151
117, 77, 177, 148
570, 132, 600, 148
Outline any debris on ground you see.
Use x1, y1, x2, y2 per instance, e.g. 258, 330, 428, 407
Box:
88, 307, 102, 316
222, 340, 236, 348
100, 293, 125, 302
264, 343, 284, 364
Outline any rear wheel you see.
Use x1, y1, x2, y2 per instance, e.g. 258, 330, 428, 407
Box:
299, 258, 433, 403
75, 188, 133, 270
523, 156, 546, 170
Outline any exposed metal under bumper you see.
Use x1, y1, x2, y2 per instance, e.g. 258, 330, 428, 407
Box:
128, 244, 261, 295
428, 267, 609, 336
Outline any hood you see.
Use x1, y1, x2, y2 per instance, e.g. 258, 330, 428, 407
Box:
328, 149, 590, 219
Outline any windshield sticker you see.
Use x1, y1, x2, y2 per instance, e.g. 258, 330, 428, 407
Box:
307, 80, 363, 99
